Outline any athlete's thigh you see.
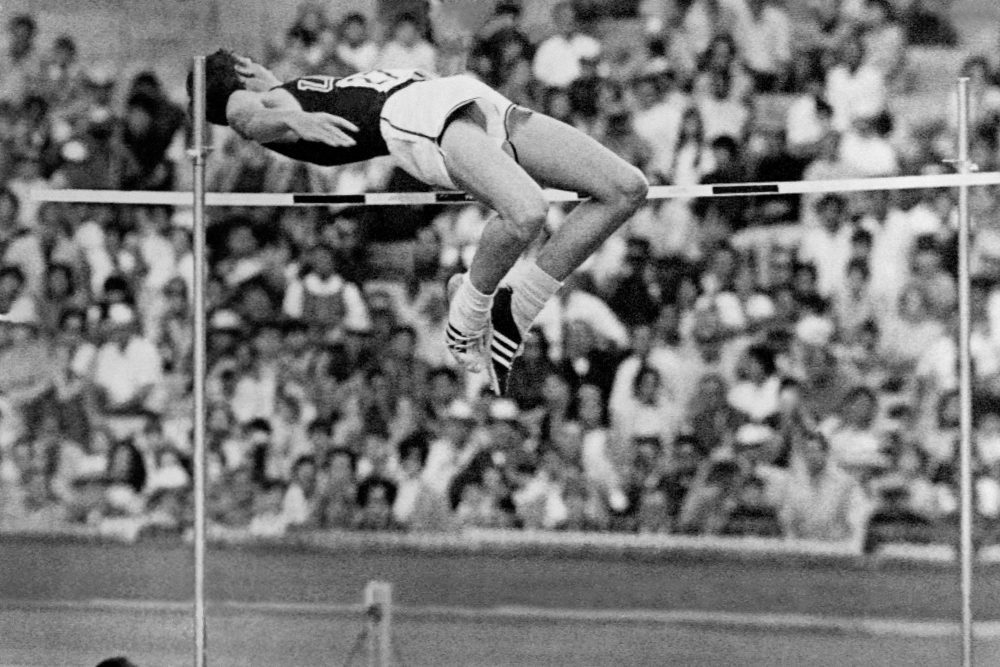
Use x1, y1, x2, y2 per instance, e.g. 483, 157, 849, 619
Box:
507, 109, 643, 199
440, 110, 547, 222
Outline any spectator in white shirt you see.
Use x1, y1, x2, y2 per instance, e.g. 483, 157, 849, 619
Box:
733, 0, 792, 92
785, 71, 834, 157
825, 30, 888, 132
798, 194, 853, 298
860, 0, 906, 85
532, 2, 602, 89
629, 71, 687, 181
281, 455, 320, 528
838, 112, 899, 177
611, 365, 683, 449
377, 13, 437, 74
697, 71, 750, 143
726, 344, 781, 423
533, 275, 630, 359
93, 304, 163, 437
335, 13, 379, 74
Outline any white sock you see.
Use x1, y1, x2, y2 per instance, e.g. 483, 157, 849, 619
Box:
449, 273, 494, 335
507, 262, 562, 335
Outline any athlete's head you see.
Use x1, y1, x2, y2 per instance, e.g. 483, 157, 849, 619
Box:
188, 49, 244, 126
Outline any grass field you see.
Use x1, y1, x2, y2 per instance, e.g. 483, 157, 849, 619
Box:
2, 537, 1000, 666
6, 602, 1000, 667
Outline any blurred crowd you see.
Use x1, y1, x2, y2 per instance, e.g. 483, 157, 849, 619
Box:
1, 0, 999, 553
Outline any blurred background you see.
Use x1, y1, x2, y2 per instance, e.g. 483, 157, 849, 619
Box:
3, 0, 1000, 665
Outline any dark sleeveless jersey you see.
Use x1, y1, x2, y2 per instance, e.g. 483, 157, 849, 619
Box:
263, 69, 427, 167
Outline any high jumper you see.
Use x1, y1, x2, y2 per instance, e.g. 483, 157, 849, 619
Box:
190, 43, 647, 395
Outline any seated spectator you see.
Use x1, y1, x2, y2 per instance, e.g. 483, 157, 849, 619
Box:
354, 476, 400, 530
533, 273, 629, 358
975, 399, 1000, 468
838, 112, 899, 177
611, 365, 683, 450
576, 384, 627, 506
797, 338, 859, 422
283, 243, 370, 332
267, 2, 336, 80
37, 263, 89, 334
469, 1, 534, 88
317, 447, 358, 529
833, 259, 878, 342
668, 107, 713, 188
745, 126, 805, 225
506, 329, 556, 411
786, 64, 835, 158
958, 57, 1000, 130
879, 284, 947, 375
377, 13, 437, 74
247, 482, 288, 536
532, 2, 601, 89
102, 439, 147, 518
860, 0, 906, 87
0, 311, 54, 437
145, 447, 189, 496
281, 455, 321, 529
727, 344, 781, 424
93, 304, 163, 439
904, 235, 957, 321
393, 431, 452, 530
822, 386, 887, 474
869, 441, 944, 525
732, 0, 792, 92
0, 14, 43, 105
798, 194, 852, 298
596, 103, 655, 176
609, 238, 662, 326
778, 430, 870, 543
0, 266, 36, 321
454, 462, 516, 529
675, 456, 744, 535
693, 34, 753, 100
696, 71, 750, 144
36, 34, 85, 114
335, 13, 379, 74
557, 319, 622, 398
119, 72, 184, 191
825, 29, 888, 132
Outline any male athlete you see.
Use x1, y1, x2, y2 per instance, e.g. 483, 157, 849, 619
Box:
191, 49, 647, 395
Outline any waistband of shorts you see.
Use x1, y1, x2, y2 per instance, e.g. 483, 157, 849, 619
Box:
384, 78, 422, 101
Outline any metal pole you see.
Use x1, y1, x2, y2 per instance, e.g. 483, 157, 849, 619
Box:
191, 55, 209, 667
956, 76, 975, 667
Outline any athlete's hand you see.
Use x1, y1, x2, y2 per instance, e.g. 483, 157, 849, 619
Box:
233, 56, 282, 89
289, 112, 359, 148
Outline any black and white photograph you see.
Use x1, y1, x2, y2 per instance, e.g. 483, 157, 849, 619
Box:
1, 0, 999, 664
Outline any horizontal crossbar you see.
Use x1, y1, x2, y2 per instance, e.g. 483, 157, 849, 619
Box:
30, 171, 1000, 207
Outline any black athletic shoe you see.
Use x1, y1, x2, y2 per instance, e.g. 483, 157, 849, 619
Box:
487, 286, 522, 396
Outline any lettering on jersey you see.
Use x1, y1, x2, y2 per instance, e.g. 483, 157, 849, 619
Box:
297, 70, 425, 96
297, 76, 337, 93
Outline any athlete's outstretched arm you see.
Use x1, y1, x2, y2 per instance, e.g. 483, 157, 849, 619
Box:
227, 91, 359, 146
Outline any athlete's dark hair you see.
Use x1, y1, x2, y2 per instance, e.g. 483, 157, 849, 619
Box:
187, 49, 245, 126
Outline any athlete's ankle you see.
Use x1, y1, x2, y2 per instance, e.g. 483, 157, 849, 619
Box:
506, 262, 561, 335
449, 273, 494, 334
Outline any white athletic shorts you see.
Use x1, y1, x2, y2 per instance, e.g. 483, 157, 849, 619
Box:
379, 75, 517, 189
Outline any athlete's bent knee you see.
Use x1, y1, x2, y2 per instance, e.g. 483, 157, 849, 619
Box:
504, 203, 548, 245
